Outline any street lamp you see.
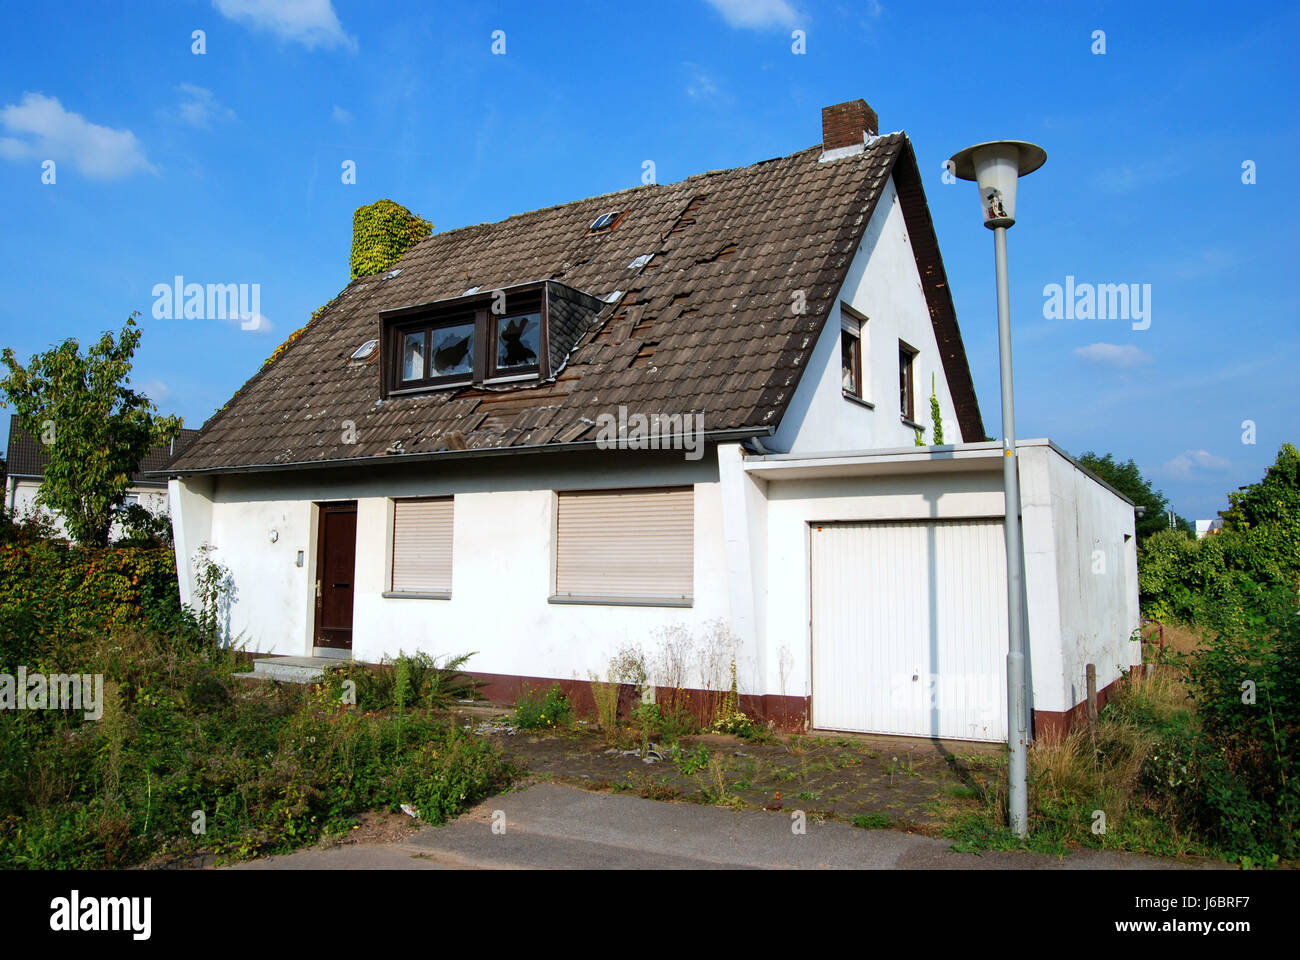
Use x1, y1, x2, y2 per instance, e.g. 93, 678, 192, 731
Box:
949, 139, 1046, 839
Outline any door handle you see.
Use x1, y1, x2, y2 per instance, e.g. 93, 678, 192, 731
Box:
315, 579, 322, 599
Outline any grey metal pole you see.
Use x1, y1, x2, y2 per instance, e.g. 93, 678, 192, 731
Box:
994, 224, 1029, 838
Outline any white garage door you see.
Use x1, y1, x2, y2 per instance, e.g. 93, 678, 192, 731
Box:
811, 519, 1008, 741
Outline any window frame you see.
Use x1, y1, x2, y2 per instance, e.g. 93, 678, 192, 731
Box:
388, 312, 478, 392
840, 305, 868, 401
898, 340, 918, 422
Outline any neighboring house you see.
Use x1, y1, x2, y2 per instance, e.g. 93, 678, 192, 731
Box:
161, 99, 1140, 741
1194, 518, 1224, 538
4, 414, 199, 540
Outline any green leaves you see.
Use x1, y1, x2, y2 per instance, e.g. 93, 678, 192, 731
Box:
1, 313, 181, 546
348, 199, 432, 280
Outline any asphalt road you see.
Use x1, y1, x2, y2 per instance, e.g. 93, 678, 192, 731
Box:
229, 783, 1233, 870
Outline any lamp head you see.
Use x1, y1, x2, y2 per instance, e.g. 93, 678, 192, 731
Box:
949, 140, 1046, 229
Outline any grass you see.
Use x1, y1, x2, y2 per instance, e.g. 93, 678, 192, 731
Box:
0, 627, 515, 868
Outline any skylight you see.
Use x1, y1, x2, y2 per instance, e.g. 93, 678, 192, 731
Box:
463, 286, 480, 295
385, 268, 402, 280
350, 339, 378, 362
627, 254, 653, 270
589, 211, 619, 231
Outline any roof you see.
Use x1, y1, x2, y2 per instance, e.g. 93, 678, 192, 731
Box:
4, 414, 200, 487
168, 133, 985, 475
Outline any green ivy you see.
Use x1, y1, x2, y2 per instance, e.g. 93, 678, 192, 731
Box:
349, 199, 432, 281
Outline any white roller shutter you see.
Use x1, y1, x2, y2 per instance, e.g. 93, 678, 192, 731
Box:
555, 487, 693, 602
391, 498, 453, 594
811, 519, 1008, 741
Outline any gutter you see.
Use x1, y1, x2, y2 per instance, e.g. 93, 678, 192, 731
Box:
147, 426, 774, 479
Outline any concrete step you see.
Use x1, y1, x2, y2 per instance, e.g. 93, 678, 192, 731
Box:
234, 656, 345, 684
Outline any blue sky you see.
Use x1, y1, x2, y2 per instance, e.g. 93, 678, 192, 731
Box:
0, 0, 1295, 520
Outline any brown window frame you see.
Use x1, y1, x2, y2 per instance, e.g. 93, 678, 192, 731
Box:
899, 340, 918, 421
381, 285, 552, 398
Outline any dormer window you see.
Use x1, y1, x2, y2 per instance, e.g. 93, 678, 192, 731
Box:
379, 281, 605, 398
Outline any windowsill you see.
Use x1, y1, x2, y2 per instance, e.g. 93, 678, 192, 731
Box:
842, 391, 875, 409
901, 416, 924, 430
388, 381, 471, 397
548, 594, 693, 609
382, 591, 451, 600
483, 372, 539, 385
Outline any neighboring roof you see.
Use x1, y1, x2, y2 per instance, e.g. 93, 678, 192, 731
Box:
169, 133, 985, 475
4, 415, 200, 487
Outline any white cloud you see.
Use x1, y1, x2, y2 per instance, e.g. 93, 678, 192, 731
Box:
0, 92, 156, 180
212, 0, 356, 51
235, 312, 273, 335
684, 64, 729, 105
138, 379, 171, 402
1161, 449, 1232, 479
1073, 342, 1153, 368
175, 84, 237, 129
331, 104, 352, 124
703, 0, 801, 29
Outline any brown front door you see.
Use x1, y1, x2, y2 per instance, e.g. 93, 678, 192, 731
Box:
314, 501, 357, 650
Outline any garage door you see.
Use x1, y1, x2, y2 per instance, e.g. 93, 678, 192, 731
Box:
811, 519, 1008, 741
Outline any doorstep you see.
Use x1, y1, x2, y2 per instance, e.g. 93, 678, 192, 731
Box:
234, 655, 344, 684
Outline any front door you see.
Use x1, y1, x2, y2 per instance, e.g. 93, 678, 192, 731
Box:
314, 502, 357, 650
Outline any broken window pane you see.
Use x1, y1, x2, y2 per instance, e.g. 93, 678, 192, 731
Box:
431, 322, 474, 377
496, 312, 540, 371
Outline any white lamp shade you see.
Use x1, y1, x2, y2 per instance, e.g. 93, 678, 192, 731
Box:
949, 140, 1047, 230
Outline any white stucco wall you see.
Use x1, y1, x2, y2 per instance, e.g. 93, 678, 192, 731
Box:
1019, 441, 1142, 715
772, 176, 961, 455
177, 451, 743, 687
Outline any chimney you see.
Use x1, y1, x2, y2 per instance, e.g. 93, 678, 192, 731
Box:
821, 99, 878, 153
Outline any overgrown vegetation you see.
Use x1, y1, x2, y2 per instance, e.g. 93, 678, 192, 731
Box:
0, 533, 512, 868
1, 314, 181, 546
513, 683, 573, 731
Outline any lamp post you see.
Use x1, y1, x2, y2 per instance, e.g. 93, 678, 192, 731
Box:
949, 140, 1046, 838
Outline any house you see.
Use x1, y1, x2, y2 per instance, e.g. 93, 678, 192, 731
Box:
4, 414, 199, 540
1194, 518, 1224, 538
161, 99, 1140, 741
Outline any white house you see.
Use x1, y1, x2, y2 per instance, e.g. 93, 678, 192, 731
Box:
161, 99, 1140, 741
4, 415, 198, 541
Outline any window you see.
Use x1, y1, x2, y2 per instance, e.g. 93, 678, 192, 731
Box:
392, 316, 475, 389
490, 311, 541, 377
899, 341, 917, 421
388, 498, 453, 597
552, 487, 693, 605
841, 319, 862, 398
123, 494, 140, 507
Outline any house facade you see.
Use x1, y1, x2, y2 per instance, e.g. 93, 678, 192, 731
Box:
163, 100, 1140, 740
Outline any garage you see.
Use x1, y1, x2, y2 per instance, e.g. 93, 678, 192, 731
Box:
810, 518, 1009, 741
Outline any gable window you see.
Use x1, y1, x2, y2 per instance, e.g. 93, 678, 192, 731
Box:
899, 341, 918, 422
386, 497, 453, 598
840, 306, 868, 401
551, 487, 693, 606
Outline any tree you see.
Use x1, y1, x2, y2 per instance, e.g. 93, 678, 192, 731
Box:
1, 314, 181, 545
1076, 451, 1192, 539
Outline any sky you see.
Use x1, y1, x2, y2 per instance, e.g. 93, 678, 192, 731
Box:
0, 0, 1295, 520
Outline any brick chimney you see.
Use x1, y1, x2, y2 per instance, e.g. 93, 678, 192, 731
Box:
821, 99, 878, 153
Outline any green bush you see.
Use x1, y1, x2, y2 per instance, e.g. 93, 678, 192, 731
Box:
323, 651, 483, 713
513, 683, 572, 731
